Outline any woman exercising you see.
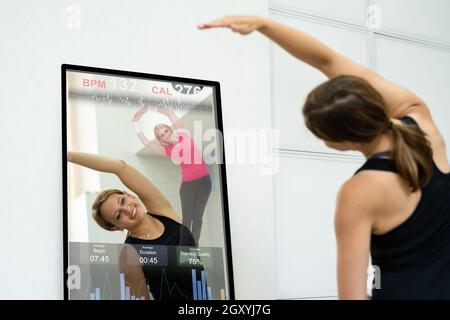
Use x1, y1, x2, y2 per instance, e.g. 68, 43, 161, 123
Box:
199, 16, 450, 299
132, 105, 211, 246
68, 151, 198, 300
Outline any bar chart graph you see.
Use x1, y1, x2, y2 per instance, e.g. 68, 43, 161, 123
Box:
87, 269, 226, 300
119, 272, 146, 300
191, 269, 225, 300
89, 272, 146, 300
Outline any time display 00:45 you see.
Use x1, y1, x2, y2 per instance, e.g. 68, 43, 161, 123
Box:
139, 256, 158, 265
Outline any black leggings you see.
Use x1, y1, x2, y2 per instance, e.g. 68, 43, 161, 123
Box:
179, 175, 212, 245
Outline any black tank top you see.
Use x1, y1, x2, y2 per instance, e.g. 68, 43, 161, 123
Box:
354, 118, 450, 299
124, 213, 199, 300
125, 213, 196, 247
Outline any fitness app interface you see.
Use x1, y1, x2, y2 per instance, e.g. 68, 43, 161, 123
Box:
64, 67, 232, 300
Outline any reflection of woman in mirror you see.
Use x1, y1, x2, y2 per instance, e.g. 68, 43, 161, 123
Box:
132, 105, 212, 246
68, 151, 197, 300
198, 16, 450, 300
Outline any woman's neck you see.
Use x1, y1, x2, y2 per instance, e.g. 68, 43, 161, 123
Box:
128, 214, 161, 237
360, 132, 393, 159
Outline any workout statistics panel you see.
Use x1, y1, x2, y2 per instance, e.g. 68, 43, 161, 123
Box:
62, 65, 234, 300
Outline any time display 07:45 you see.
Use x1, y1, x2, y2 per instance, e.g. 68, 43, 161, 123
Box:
89, 255, 110, 264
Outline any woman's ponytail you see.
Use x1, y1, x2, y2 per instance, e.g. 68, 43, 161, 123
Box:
390, 122, 433, 191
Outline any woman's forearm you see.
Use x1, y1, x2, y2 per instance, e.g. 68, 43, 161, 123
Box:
257, 17, 335, 73
68, 151, 125, 174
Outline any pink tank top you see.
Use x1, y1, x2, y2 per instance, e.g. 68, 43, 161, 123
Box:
163, 132, 209, 182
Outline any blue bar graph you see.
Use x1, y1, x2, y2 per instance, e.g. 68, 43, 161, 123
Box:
120, 273, 125, 300
201, 271, 207, 300
192, 269, 212, 300
88, 272, 145, 301
192, 269, 197, 300
197, 281, 202, 300
126, 286, 131, 300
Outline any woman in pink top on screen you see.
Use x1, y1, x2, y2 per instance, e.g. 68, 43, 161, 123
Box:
132, 105, 211, 245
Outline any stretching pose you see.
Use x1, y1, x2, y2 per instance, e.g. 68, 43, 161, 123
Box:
199, 16, 450, 299
132, 105, 211, 245
68, 151, 198, 300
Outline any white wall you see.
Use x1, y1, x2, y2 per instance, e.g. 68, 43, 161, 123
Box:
4, 0, 449, 301
0, 0, 274, 299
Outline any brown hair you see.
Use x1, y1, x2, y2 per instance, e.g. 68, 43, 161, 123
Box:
302, 75, 432, 191
91, 189, 124, 230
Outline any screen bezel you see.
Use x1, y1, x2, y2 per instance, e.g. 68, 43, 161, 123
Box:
61, 64, 235, 300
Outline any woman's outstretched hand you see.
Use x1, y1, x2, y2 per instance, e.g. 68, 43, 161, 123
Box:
133, 105, 148, 122
197, 16, 264, 35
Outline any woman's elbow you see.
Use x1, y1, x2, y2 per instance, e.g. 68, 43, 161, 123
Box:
114, 159, 128, 174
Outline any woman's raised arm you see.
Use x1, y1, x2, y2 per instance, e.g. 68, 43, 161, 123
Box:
199, 15, 448, 169
68, 151, 180, 221
199, 16, 429, 119
157, 107, 183, 130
